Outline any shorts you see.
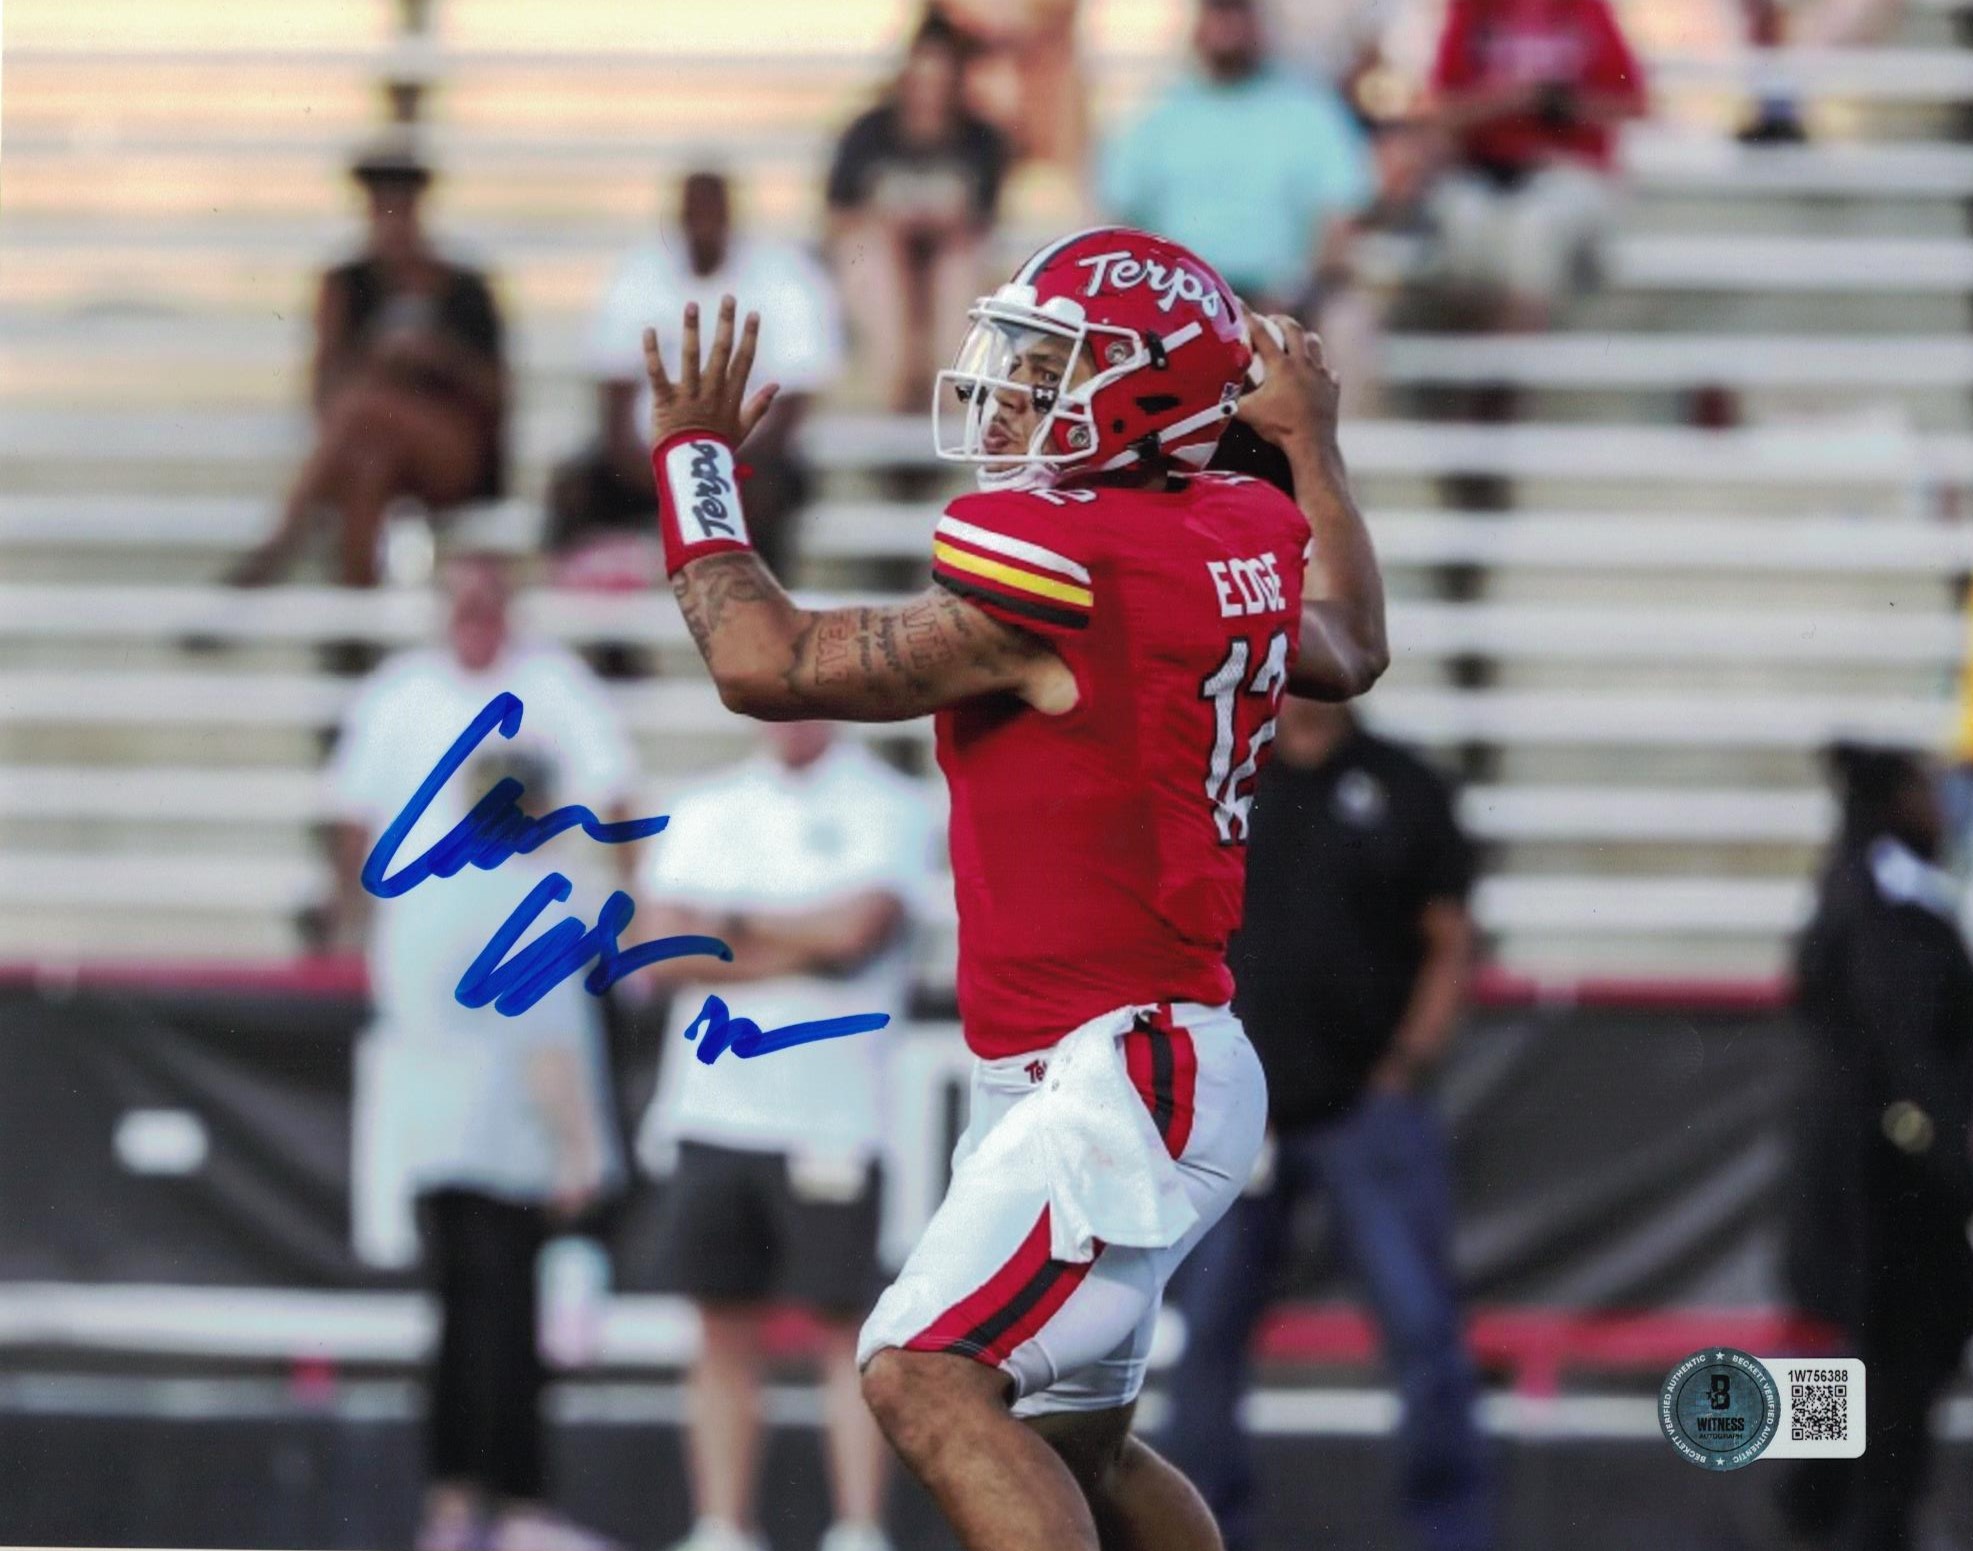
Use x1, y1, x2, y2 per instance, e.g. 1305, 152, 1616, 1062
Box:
1428, 161, 1613, 305
653, 1140, 884, 1316
858, 1002, 1267, 1416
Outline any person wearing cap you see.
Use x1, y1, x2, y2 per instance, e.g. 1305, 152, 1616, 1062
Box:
230, 137, 509, 589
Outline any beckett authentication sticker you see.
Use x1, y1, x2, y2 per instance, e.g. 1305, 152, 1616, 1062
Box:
1662, 1352, 1866, 1467
1661, 1349, 1779, 1470
1765, 1358, 1866, 1459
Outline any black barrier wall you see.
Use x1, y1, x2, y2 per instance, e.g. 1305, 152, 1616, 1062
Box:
0, 984, 1802, 1305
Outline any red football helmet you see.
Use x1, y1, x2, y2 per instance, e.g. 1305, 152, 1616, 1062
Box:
934, 226, 1258, 491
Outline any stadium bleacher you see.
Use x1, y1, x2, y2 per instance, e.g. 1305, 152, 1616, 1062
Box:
2, 0, 1969, 987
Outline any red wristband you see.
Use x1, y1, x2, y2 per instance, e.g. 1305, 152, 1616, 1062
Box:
653, 430, 752, 578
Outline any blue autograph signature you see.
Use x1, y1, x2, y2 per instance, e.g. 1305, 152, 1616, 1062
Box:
361, 692, 890, 1056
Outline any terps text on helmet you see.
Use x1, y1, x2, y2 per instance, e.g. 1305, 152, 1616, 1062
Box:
1074, 250, 1222, 317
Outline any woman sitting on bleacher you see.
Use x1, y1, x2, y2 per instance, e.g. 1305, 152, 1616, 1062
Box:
229, 137, 508, 589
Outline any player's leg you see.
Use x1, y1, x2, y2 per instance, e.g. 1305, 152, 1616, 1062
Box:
860, 1009, 1264, 1550
857, 1063, 1141, 1551
1018, 1006, 1271, 1550
1028, 1406, 1221, 1551
1315, 1092, 1491, 1551
863, 1347, 1103, 1550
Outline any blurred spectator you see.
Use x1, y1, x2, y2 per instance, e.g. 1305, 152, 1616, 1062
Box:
1737, 0, 1808, 143
1270, 0, 1402, 124
1778, 744, 1973, 1551
561, 170, 842, 587
1100, 0, 1376, 315
232, 137, 507, 589
826, 16, 1010, 412
1422, 0, 1647, 332
1161, 696, 1492, 1551
935, 0, 1087, 167
632, 722, 935, 1551
330, 550, 634, 1551
1738, 0, 1908, 143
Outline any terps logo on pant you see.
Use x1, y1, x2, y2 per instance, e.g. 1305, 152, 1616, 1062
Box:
664, 438, 746, 547
1024, 1059, 1049, 1085
1073, 249, 1222, 317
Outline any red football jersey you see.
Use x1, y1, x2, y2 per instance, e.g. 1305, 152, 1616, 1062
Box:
930, 473, 1310, 1059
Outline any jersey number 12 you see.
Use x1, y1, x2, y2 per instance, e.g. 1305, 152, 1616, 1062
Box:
1201, 628, 1290, 844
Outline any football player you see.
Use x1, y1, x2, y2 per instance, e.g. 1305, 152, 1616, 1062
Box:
642, 226, 1386, 1551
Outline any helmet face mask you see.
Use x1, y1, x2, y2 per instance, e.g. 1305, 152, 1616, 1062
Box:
934, 299, 1123, 492
931, 228, 1254, 492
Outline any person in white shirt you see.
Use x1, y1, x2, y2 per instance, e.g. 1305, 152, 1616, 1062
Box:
546, 170, 844, 589
633, 722, 937, 1551
329, 550, 635, 1551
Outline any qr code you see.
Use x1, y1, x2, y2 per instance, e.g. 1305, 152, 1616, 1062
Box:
1793, 1382, 1849, 1442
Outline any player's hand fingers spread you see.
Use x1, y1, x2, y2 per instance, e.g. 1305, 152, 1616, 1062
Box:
739, 381, 781, 443
680, 302, 702, 397
730, 310, 762, 409
641, 328, 672, 402
706, 294, 737, 396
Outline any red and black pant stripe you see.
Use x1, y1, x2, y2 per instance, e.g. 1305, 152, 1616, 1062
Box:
907, 1007, 1203, 1366
904, 1206, 1101, 1364
1125, 1003, 1198, 1160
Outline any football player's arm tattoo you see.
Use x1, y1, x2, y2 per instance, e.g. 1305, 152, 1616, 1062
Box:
671, 550, 1057, 721
1282, 439, 1389, 702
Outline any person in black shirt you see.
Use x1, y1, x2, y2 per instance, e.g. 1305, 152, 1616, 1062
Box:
826, 14, 1008, 411
230, 137, 508, 589
1774, 744, 1973, 1551
1160, 696, 1493, 1551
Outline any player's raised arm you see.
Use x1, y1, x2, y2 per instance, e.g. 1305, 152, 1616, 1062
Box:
1237, 315, 1389, 702
644, 298, 1064, 722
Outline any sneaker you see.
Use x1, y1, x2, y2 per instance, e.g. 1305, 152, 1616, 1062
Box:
415, 1502, 485, 1551
1736, 108, 1807, 146
817, 1525, 894, 1551
487, 1507, 620, 1551
664, 1521, 767, 1551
